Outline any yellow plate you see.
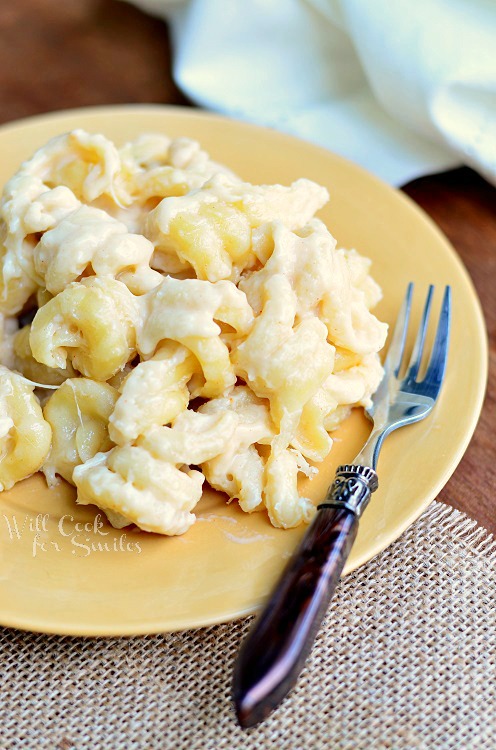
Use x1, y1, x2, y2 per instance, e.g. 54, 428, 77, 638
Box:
0, 106, 487, 636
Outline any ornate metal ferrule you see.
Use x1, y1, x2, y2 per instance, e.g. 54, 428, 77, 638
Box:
317, 464, 379, 518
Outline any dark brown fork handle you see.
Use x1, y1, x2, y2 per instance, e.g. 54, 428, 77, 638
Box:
232, 505, 358, 728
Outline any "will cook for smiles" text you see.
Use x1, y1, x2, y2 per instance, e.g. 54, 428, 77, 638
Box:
2, 513, 142, 557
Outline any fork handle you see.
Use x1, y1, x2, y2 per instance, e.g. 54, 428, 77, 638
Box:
233, 464, 378, 728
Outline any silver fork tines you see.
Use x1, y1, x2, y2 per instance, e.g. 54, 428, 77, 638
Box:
406, 283, 434, 381
357, 283, 451, 470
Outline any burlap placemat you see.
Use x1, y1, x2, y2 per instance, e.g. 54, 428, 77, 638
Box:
0, 501, 494, 750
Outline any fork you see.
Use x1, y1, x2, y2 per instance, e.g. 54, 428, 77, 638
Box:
233, 283, 451, 728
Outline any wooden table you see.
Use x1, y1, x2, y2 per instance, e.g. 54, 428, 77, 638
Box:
1, 0, 494, 532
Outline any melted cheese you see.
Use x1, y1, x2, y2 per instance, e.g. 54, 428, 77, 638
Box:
0, 129, 387, 534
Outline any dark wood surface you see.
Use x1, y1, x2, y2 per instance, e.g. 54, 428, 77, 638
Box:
1, 0, 494, 532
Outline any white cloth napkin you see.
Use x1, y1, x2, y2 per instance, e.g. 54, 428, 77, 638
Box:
129, 0, 496, 186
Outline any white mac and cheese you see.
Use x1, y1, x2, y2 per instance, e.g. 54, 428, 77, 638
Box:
0, 129, 387, 534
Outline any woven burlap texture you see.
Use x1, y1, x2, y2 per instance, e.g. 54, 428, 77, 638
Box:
0, 500, 494, 750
